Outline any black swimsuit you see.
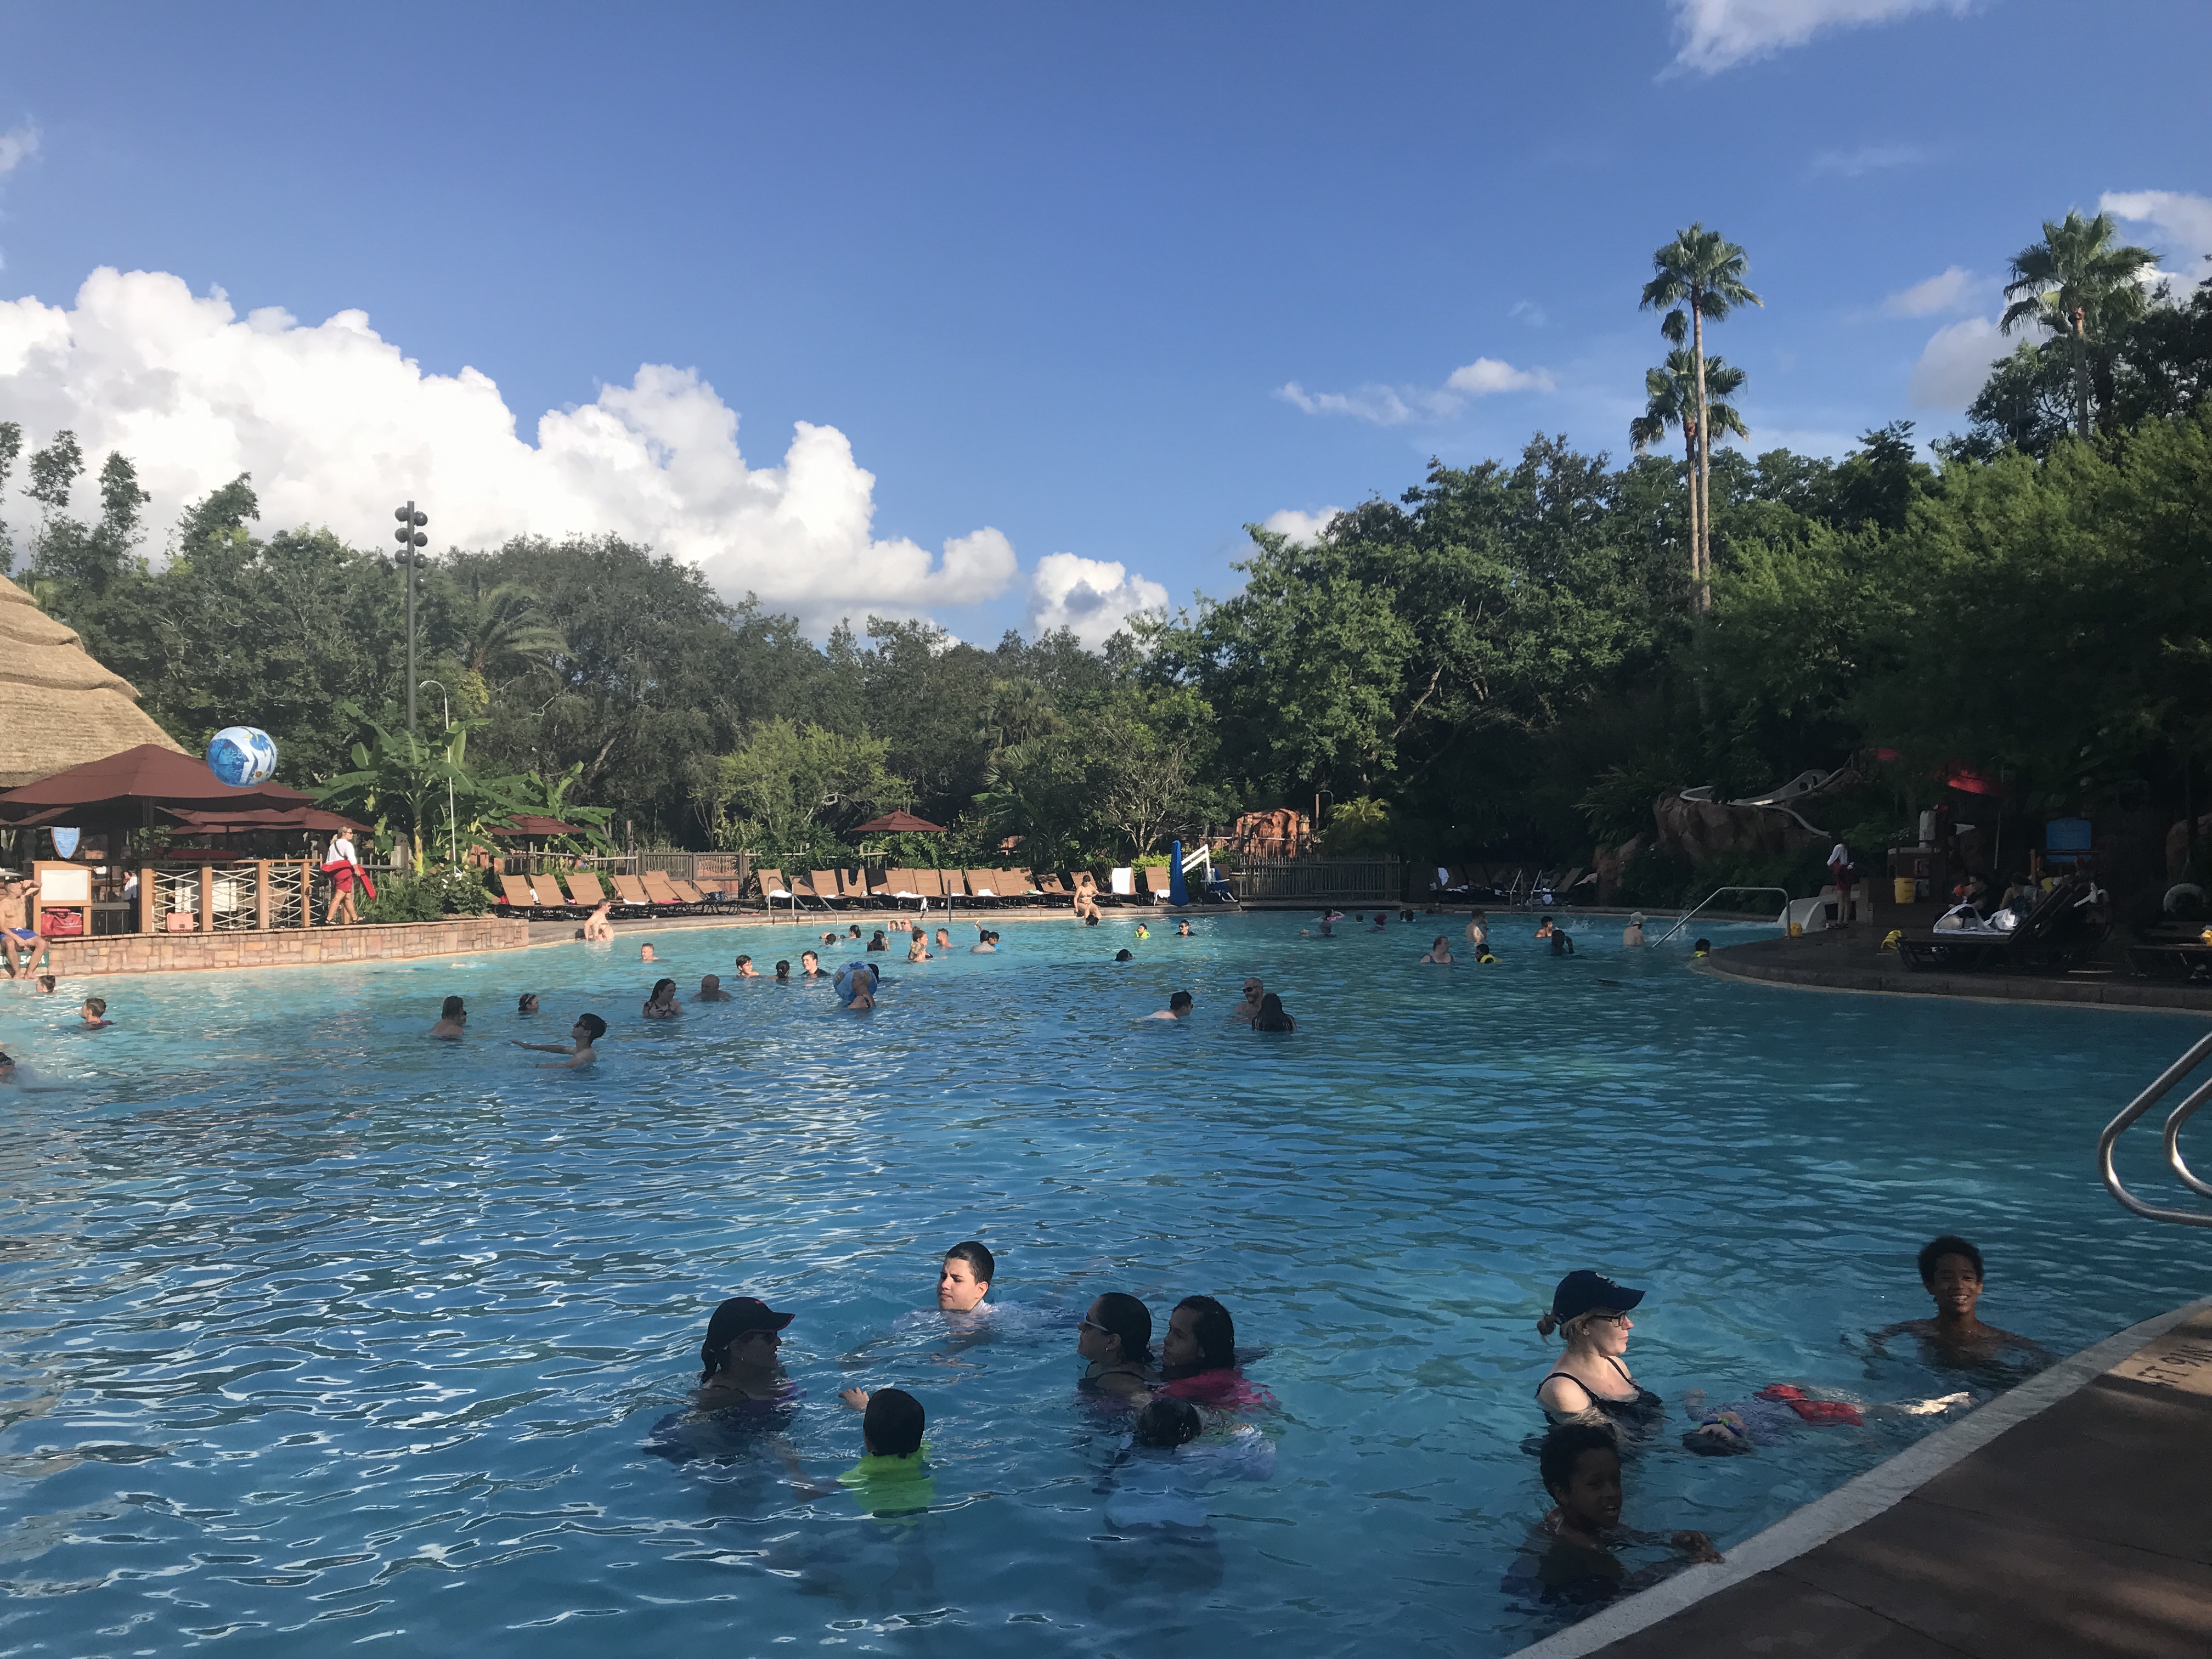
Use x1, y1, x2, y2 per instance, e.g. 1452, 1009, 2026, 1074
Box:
1538, 1355, 1663, 1435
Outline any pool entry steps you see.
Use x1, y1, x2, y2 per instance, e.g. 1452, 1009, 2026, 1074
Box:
1511, 1295, 2212, 1659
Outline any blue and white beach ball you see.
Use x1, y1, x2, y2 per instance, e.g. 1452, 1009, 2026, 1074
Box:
206, 726, 280, 787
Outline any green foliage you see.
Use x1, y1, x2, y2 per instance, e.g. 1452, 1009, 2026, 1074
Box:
315, 710, 531, 873
1321, 797, 1392, 856
359, 865, 493, 924
701, 718, 909, 862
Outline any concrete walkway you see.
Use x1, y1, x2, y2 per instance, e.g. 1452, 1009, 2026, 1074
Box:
1512, 1298, 2212, 1659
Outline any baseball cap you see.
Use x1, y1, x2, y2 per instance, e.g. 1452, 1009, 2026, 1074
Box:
1550, 1270, 1645, 1323
708, 1295, 793, 1340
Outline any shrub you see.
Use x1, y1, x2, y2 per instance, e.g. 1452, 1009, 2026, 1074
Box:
359, 865, 494, 924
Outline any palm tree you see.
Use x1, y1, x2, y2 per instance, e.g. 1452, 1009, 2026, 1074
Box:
1640, 225, 1761, 613
1630, 348, 1747, 601
2000, 208, 2158, 442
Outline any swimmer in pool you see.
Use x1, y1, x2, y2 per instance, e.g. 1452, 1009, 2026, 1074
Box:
934, 928, 952, 950
641, 943, 657, 962
1176, 920, 1192, 936
1251, 993, 1295, 1031
1146, 991, 1195, 1020
697, 1296, 797, 1406
514, 1013, 605, 1070
867, 930, 889, 952
1865, 1235, 2052, 1375
847, 924, 864, 940
1419, 936, 1455, 964
1534, 916, 1556, 940
696, 974, 733, 1002
1691, 938, 1711, 958
906, 929, 932, 962
1621, 913, 1646, 947
844, 973, 876, 1011
642, 978, 682, 1019
938, 1241, 993, 1312
429, 996, 468, 1039
1549, 925, 1576, 957
1079, 1292, 1159, 1401
78, 997, 114, 1030
34, 974, 57, 994
1370, 912, 1387, 930
774, 960, 792, 982
734, 955, 760, 978
1114, 948, 1135, 962
1465, 909, 1489, 950
799, 951, 827, 980
0, 1050, 13, 1084
1535, 1271, 1664, 1438
1135, 923, 1149, 940
580, 902, 613, 941
1229, 977, 1264, 1024
1503, 1425, 1720, 1607
970, 929, 998, 953
518, 992, 540, 1014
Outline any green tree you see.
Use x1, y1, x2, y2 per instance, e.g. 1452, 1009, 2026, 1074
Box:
0, 421, 20, 574
315, 711, 529, 872
1630, 346, 1747, 602
700, 718, 908, 859
1640, 224, 1762, 612
2000, 208, 2158, 442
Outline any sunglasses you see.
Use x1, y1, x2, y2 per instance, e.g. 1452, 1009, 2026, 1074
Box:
1078, 1318, 1110, 1334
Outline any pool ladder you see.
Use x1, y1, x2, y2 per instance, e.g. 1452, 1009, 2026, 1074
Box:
2100, 1031, 2212, 1229
1647, 885, 1793, 947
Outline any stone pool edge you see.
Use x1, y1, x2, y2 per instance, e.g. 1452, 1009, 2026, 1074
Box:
1501, 1293, 2212, 1659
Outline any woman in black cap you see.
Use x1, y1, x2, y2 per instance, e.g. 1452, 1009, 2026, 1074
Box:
697, 1295, 797, 1406
1534, 1271, 1663, 1437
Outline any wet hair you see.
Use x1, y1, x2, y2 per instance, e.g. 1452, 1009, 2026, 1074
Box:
698, 1297, 768, 1381
1133, 1397, 1203, 1448
574, 1013, 607, 1041
82, 997, 108, 1017
1432, 936, 1447, 950
1173, 1295, 1236, 1370
441, 996, 465, 1018
1538, 1423, 1618, 1500
36, 974, 56, 991
1092, 1291, 1153, 1364
699, 974, 721, 989
1114, 949, 1134, 962
1169, 991, 1193, 1012
911, 927, 926, 940
650, 978, 676, 1000
1918, 1234, 1984, 1285
1693, 938, 1711, 952
735, 954, 752, 968
945, 1239, 995, 1285
800, 951, 818, 963
1539, 916, 1553, 926
1084, 915, 1100, 926
774, 960, 791, 975
864, 1387, 926, 1457
518, 992, 539, 1012
1254, 992, 1293, 1032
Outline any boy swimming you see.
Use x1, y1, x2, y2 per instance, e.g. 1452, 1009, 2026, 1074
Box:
1503, 1424, 1720, 1607
937, 1241, 994, 1312
513, 1013, 606, 1070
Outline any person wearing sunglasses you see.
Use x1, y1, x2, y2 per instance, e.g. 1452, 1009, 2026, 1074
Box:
1533, 1271, 1663, 1438
1076, 1292, 1158, 1401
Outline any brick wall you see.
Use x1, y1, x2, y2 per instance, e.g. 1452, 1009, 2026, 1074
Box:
41, 916, 532, 978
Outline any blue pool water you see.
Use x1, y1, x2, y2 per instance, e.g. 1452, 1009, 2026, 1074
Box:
1, 912, 2208, 1657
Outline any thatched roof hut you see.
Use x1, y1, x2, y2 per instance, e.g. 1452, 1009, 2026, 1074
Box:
0, 571, 187, 788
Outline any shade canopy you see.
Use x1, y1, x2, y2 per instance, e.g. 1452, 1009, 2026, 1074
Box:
490, 814, 586, 838
850, 810, 946, 834
168, 805, 367, 836
0, 573, 188, 788
0, 743, 314, 823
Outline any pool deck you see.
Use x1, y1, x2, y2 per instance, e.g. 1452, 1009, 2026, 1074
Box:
1512, 1295, 2212, 1659
1706, 922, 2212, 1014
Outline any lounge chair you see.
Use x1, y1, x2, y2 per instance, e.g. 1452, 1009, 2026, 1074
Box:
963, 870, 1002, 908
1897, 876, 2108, 974
1107, 867, 1137, 904
1037, 872, 1071, 905
611, 873, 658, 914
2128, 940, 2212, 981
752, 868, 797, 916
639, 870, 694, 912
667, 876, 720, 912
878, 868, 928, 911
498, 872, 562, 917
1142, 865, 1173, 903
838, 869, 873, 909
555, 870, 629, 918
1003, 868, 1040, 905
810, 871, 849, 910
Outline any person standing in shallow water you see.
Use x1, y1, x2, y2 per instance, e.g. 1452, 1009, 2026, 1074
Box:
1866, 1235, 2052, 1375
1535, 1271, 1664, 1438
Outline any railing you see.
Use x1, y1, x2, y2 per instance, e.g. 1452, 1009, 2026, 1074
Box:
2099, 1031, 2212, 1229
1235, 857, 1403, 905
1647, 885, 1793, 947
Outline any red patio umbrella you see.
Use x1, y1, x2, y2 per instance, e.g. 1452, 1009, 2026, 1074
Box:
490, 815, 586, 838
849, 809, 946, 834
0, 743, 313, 822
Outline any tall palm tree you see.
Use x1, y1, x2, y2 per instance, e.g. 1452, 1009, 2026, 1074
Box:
1640, 224, 1760, 613
2000, 208, 2158, 441
1630, 348, 1747, 601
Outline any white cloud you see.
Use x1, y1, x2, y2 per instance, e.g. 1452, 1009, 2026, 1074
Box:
1809, 142, 1927, 177
0, 123, 37, 178
1026, 552, 1166, 646
1261, 506, 1344, 545
1908, 315, 2008, 410
1882, 266, 1982, 317
2101, 189, 2212, 287
1669, 0, 1970, 74
1277, 355, 1553, 426
1509, 300, 1548, 327
0, 267, 1018, 627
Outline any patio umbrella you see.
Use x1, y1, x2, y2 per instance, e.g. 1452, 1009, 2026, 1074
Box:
849, 809, 949, 918
0, 743, 313, 823
489, 815, 585, 838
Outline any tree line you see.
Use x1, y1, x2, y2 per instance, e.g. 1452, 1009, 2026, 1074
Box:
3, 207, 2208, 898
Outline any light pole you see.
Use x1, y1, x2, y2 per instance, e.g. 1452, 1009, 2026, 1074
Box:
394, 503, 429, 732
420, 679, 456, 866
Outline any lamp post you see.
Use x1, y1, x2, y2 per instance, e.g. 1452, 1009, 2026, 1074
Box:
394, 503, 429, 732
420, 679, 456, 866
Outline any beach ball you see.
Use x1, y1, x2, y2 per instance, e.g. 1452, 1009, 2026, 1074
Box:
206, 726, 280, 786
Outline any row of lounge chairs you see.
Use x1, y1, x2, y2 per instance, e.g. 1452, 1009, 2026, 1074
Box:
493, 864, 1211, 921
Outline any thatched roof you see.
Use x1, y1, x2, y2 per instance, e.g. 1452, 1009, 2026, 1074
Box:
0, 571, 187, 788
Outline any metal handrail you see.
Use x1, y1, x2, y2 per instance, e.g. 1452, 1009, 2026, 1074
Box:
2098, 1031, 2212, 1228
1648, 886, 1793, 947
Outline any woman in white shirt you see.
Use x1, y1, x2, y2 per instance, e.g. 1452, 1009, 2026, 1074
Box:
322, 832, 362, 925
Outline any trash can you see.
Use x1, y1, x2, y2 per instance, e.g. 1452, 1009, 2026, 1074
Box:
1893, 877, 1916, 905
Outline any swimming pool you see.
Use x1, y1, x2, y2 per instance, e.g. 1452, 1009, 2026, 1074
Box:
1, 912, 2207, 1657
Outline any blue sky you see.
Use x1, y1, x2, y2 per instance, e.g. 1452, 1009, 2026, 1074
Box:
1, 1, 2206, 644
